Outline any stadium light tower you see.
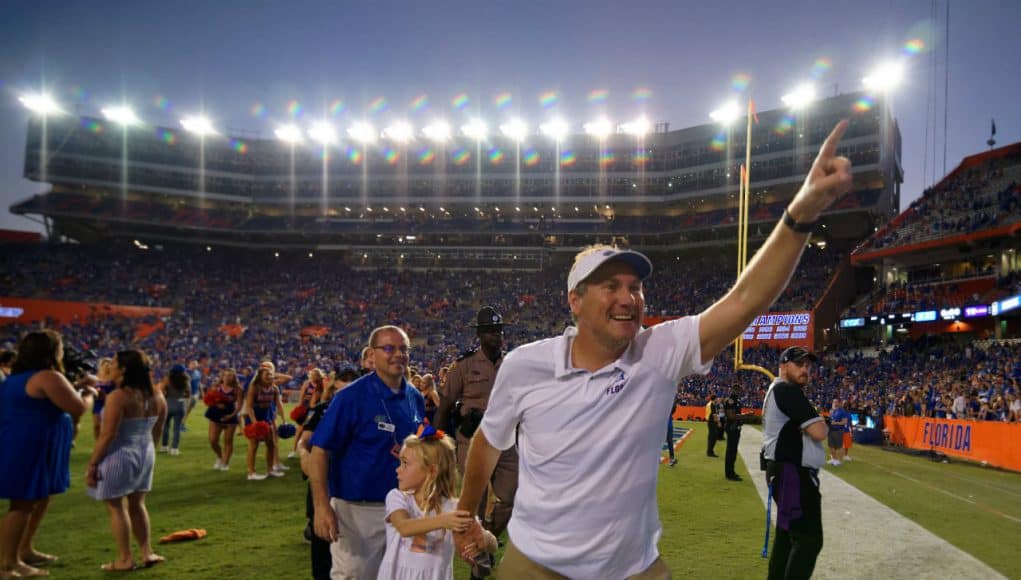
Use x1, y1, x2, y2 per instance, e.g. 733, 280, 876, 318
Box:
101, 105, 139, 216
180, 116, 216, 136
101, 106, 140, 126
347, 121, 377, 143
20, 93, 64, 187
422, 120, 451, 142
620, 116, 651, 136
383, 121, 414, 143
863, 61, 905, 92
500, 119, 528, 202
181, 115, 216, 202
583, 117, 612, 139
462, 119, 487, 207
309, 121, 337, 217
275, 124, 303, 218
461, 119, 487, 140
308, 121, 338, 145
275, 124, 304, 144
709, 100, 740, 125
19, 93, 63, 116
541, 117, 569, 203
781, 84, 817, 110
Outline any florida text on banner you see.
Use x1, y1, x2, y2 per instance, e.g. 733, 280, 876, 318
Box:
886, 416, 1021, 472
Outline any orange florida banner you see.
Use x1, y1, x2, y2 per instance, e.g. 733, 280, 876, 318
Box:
886, 416, 1021, 472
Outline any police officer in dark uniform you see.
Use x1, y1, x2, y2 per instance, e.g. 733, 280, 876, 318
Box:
435, 306, 518, 541
762, 347, 828, 580
723, 384, 753, 481
706, 394, 721, 457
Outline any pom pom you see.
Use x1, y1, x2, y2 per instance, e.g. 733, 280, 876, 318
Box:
203, 390, 229, 406
277, 423, 297, 439
289, 405, 308, 423
243, 420, 272, 441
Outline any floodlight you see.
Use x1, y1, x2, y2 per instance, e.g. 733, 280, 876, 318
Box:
101, 106, 140, 126
584, 117, 612, 138
275, 124, 304, 144
621, 116, 651, 136
461, 119, 488, 140
383, 121, 414, 143
180, 116, 216, 136
863, 61, 905, 92
540, 117, 569, 141
781, 84, 817, 110
422, 120, 452, 142
499, 119, 528, 142
709, 101, 740, 125
347, 121, 377, 143
19, 94, 62, 115
308, 122, 337, 145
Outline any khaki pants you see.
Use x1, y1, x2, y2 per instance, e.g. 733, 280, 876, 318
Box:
498, 540, 671, 580
456, 431, 519, 537
328, 498, 386, 580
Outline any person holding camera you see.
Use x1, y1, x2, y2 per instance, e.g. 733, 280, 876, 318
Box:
435, 306, 518, 542
0, 330, 96, 577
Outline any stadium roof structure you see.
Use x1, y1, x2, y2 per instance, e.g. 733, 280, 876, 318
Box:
13, 91, 902, 264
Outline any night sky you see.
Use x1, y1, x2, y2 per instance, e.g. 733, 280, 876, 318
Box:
1, 0, 1017, 233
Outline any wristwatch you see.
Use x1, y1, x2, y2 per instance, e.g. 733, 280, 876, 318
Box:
782, 209, 817, 234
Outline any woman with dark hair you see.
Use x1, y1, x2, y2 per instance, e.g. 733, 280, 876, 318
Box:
159, 365, 191, 455
0, 330, 95, 577
86, 349, 168, 571
206, 368, 242, 471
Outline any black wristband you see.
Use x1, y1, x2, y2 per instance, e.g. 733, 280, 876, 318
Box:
782, 209, 817, 234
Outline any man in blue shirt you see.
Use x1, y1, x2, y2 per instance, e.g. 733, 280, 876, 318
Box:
182, 359, 204, 430
309, 325, 425, 579
828, 399, 850, 466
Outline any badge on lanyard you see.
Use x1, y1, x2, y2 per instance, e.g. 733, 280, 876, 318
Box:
378, 421, 396, 433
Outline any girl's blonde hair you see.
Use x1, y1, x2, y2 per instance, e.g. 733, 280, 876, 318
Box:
402, 432, 458, 515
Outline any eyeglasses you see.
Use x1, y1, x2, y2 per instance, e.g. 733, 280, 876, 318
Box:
373, 344, 410, 356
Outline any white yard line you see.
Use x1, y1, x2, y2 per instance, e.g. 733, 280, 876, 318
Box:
738, 428, 1006, 580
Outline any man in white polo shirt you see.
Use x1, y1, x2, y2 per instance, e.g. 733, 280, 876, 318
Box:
455, 120, 853, 578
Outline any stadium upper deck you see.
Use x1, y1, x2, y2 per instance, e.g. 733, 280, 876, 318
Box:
13, 91, 900, 256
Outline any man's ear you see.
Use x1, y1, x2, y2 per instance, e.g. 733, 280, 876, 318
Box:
568, 290, 581, 318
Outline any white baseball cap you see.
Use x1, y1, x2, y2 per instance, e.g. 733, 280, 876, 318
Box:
567, 248, 653, 292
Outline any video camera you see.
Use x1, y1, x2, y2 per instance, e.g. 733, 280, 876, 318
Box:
63, 343, 98, 383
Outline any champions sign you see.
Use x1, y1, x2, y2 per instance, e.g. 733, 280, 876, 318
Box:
741, 311, 813, 349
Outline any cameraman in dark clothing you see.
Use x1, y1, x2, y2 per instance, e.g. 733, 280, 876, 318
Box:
762, 347, 828, 580
723, 384, 754, 481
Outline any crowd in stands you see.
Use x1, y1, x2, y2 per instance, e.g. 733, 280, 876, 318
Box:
678, 336, 1021, 424
2, 242, 1016, 422
863, 158, 1021, 252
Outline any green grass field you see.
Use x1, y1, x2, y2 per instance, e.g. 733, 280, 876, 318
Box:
24, 413, 1020, 578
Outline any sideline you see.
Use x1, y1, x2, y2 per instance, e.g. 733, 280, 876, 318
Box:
737, 428, 1005, 580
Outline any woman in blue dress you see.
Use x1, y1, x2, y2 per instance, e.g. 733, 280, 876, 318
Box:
0, 330, 96, 577
86, 350, 168, 572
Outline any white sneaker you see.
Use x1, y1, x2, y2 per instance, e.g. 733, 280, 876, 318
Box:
219, 463, 230, 471
213, 460, 224, 470
844, 456, 853, 462
287, 451, 297, 459
269, 469, 286, 478
159, 446, 169, 453
274, 463, 290, 471
247, 473, 267, 481
169, 448, 181, 456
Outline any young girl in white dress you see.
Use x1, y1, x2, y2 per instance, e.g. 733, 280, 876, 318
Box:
377, 424, 496, 580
